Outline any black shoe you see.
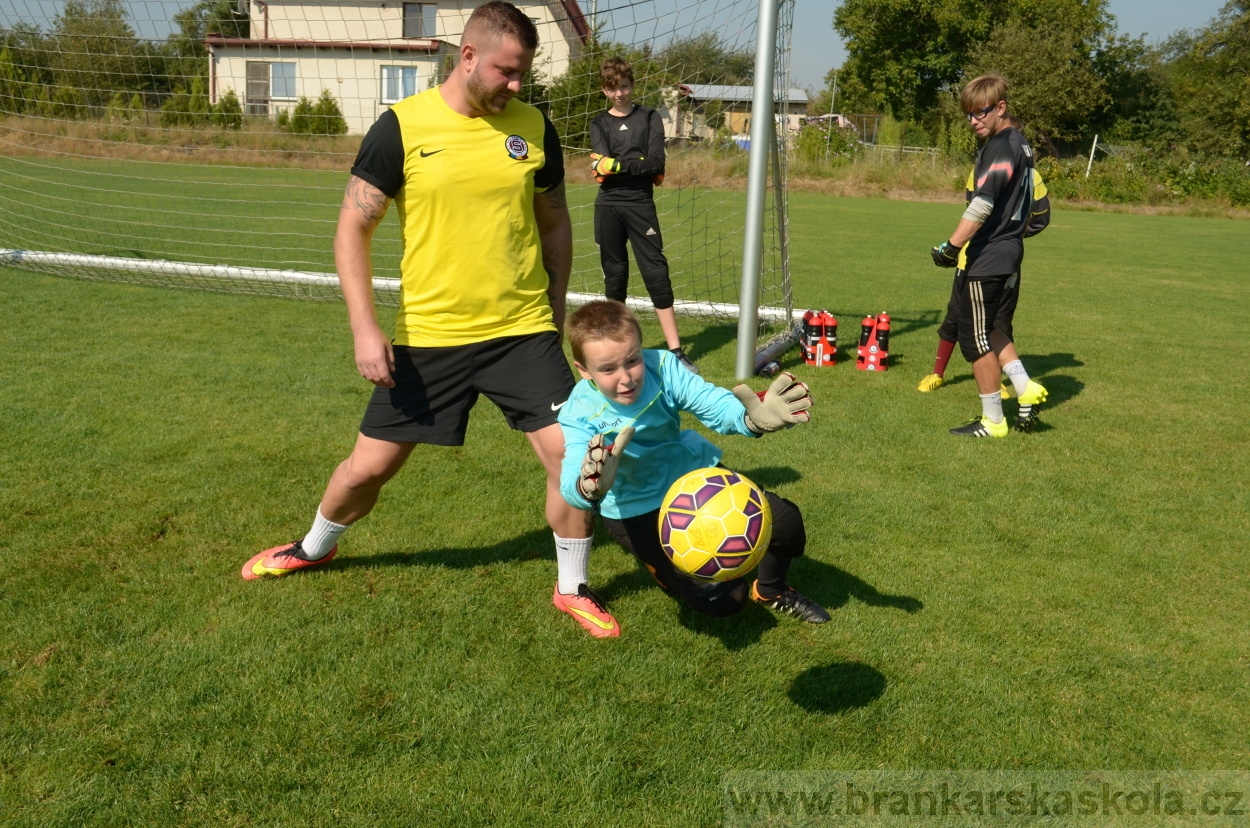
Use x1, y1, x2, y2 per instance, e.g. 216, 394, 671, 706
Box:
670, 347, 700, 375
751, 581, 830, 624
949, 414, 1008, 438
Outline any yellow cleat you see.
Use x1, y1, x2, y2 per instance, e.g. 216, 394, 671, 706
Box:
999, 381, 1014, 400
1014, 380, 1048, 432
917, 373, 946, 392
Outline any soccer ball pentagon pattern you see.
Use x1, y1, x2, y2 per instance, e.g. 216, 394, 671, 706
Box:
658, 468, 773, 582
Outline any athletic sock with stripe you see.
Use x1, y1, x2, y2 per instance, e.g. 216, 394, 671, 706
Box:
1002, 359, 1030, 396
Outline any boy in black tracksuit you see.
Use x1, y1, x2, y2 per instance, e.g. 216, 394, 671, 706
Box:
929, 74, 1049, 437
590, 57, 698, 373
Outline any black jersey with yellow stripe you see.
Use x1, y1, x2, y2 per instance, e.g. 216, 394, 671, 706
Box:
959, 164, 1049, 269
589, 104, 666, 205
963, 126, 1035, 279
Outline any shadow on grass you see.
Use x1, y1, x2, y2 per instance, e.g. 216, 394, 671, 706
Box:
789, 661, 887, 714
598, 565, 779, 651
682, 321, 739, 363
597, 553, 920, 652
1008, 373, 1084, 434
333, 528, 552, 571
737, 466, 802, 488
797, 559, 924, 615
887, 309, 943, 338
1026, 351, 1084, 375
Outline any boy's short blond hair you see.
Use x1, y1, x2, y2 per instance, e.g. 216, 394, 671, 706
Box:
960, 73, 1008, 113
567, 300, 642, 364
599, 57, 633, 89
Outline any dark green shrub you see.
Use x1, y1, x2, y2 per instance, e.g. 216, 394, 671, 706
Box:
212, 89, 242, 130
289, 90, 347, 135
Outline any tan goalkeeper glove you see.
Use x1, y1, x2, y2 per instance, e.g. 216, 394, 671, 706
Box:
577, 427, 635, 501
731, 372, 813, 434
589, 152, 622, 183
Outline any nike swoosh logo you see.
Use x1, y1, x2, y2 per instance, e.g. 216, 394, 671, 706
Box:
550, 401, 566, 411
420, 148, 444, 157
569, 607, 617, 630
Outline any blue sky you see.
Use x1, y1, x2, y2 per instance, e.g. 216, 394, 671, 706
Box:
0, 0, 1234, 90
790, 0, 1232, 89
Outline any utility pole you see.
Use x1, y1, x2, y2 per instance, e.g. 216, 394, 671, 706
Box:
825, 68, 837, 164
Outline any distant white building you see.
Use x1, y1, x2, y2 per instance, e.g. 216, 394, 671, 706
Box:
664, 84, 810, 140
207, 0, 590, 135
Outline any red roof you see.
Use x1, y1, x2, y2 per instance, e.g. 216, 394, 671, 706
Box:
206, 36, 442, 52
560, 0, 590, 43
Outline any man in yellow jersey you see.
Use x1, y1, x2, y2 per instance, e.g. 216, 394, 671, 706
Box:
241, 2, 620, 638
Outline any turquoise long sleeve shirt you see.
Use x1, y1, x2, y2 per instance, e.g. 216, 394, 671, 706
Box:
558, 349, 758, 519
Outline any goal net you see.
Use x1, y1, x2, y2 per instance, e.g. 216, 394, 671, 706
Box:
0, 0, 796, 343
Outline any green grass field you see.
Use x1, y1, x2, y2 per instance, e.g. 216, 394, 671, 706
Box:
0, 156, 758, 315
2, 193, 1249, 827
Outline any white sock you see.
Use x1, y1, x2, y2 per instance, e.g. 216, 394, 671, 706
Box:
1002, 359, 1030, 396
980, 392, 1004, 424
555, 534, 592, 595
302, 510, 348, 559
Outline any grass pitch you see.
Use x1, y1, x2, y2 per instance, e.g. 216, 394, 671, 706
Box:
2, 195, 1249, 826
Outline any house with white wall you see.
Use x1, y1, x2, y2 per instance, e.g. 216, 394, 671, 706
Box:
207, 0, 590, 135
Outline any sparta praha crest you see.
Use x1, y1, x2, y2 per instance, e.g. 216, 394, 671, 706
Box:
658, 468, 773, 582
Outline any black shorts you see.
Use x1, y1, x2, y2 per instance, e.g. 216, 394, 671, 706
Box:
957, 273, 1020, 362
359, 332, 575, 445
938, 269, 1020, 344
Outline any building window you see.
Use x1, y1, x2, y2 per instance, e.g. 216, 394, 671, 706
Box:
381, 65, 418, 104
403, 3, 436, 38
271, 62, 296, 99
245, 61, 296, 115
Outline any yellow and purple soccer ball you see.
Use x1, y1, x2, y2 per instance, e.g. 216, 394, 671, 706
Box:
658, 468, 773, 582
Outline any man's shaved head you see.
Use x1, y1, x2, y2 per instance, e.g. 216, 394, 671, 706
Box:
461, 1, 538, 58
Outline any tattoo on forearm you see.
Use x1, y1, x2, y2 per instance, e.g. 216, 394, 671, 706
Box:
542, 241, 557, 279
542, 182, 567, 209
345, 176, 390, 224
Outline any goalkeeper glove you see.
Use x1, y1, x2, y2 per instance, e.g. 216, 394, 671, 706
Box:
731, 372, 812, 434
589, 152, 621, 183
930, 240, 960, 268
577, 427, 635, 501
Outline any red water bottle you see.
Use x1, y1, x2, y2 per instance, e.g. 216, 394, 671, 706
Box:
866, 311, 890, 372
856, 314, 875, 370
874, 312, 890, 355
801, 310, 822, 365
817, 311, 837, 366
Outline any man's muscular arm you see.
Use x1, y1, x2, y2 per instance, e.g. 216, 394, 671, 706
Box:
534, 181, 573, 335
335, 175, 395, 387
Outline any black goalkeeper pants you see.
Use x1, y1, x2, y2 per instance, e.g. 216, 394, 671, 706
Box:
594, 202, 674, 309
600, 491, 806, 617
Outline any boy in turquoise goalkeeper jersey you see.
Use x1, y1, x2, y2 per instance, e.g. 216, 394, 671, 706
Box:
557, 300, 830, 628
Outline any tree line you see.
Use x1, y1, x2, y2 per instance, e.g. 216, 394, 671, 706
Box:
812, 0, 1250, 164
0, 0, 346, 133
